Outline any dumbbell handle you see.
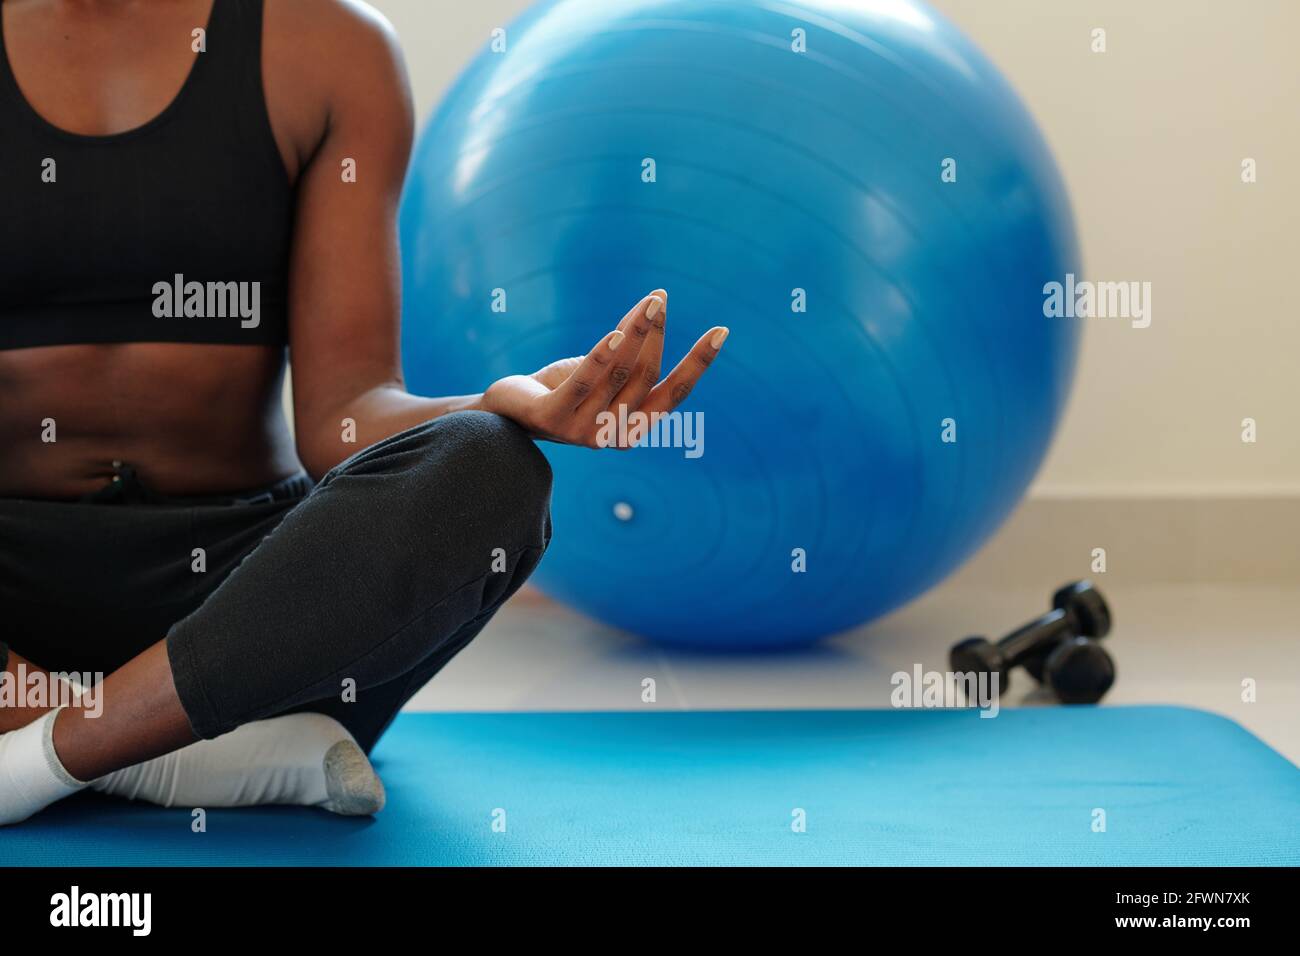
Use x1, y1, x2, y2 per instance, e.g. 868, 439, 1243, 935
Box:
998, 608, 1075, 664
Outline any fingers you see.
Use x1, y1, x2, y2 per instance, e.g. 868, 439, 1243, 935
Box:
536, 291, 724, 449
632, 326, 729, 441
546, 328, 622, 412
616, 289, 666, 336
581, 292, 662, 411
530, 355, 584, 391
550, 292, 662, 412
611, 288, 668, 413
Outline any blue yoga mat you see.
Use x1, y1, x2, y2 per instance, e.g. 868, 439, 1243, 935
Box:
2, 706, 1296, 866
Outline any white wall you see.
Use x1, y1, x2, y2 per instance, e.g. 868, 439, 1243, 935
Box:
369, 0, 1300, 499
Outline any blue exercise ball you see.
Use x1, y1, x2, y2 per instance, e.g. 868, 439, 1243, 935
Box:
400, 0, 1080, 649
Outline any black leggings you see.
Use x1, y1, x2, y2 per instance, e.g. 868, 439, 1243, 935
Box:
0, 411, 552, 752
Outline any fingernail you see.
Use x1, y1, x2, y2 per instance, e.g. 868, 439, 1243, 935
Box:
710, 327, 729, 349
608, 330, 625, 350
646, 296, 665, 320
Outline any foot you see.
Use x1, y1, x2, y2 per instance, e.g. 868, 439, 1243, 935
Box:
0, 710, 86, 826
92, 712, 385, 816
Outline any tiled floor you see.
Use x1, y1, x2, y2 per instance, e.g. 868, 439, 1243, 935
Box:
408, 582, 1300, 765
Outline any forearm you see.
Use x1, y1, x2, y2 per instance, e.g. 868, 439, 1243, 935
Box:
297, 384, 484, 478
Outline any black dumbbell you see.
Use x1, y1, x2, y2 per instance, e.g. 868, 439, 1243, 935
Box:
1022, 581, 1112, 682
1037, 635, 1116, 704
949, 580, 1114, 702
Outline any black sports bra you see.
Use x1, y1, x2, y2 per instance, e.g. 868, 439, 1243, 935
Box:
0, 0, 293, 350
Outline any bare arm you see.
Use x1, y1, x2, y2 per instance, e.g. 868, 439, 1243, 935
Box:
282, 2, 476, 479
285, 1, 725, 480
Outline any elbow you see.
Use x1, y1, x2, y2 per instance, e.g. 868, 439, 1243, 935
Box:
295, 445, 332, 484
294, 428, 350, 482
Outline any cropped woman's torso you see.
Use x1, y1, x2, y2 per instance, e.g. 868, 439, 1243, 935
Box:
0, 0, 321, 498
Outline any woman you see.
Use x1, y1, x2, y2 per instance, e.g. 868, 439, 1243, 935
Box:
0, 0, 726, 824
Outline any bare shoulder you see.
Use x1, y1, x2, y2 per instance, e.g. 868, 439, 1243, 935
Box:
261, 0, 413, 175
265, 0, 405, 71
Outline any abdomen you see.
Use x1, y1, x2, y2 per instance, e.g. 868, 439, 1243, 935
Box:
0, 342, 298, 498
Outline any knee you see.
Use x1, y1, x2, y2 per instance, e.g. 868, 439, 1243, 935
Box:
409, 411, 553, 550
321, 410, 552, 558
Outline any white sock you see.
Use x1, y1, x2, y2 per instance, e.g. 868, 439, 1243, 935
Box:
91, 712, 385, 816
0, 709, 87, 826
